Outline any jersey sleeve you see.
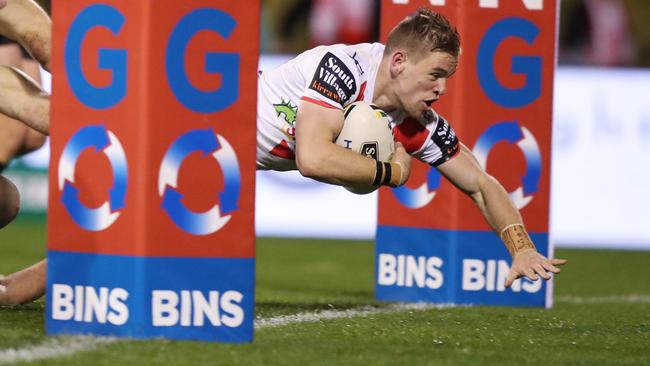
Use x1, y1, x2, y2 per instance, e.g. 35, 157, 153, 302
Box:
300, 48, 366, 109
393, 112, 460, 167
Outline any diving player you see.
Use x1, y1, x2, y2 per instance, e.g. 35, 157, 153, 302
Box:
0, 5, 566, 305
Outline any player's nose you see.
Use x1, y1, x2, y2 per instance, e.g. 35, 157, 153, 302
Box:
433, 78, 447, 97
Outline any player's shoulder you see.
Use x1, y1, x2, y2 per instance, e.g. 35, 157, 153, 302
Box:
391, 109, 459, 157
303, 42, 383, 63
419, 109, 457, 143
301, 43, 382, 109
302, 43, 383, 80
424, 110, 460, 165
391, 108, 447, 129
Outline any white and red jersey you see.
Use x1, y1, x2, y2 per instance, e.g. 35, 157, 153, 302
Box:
256, 42, 459, 171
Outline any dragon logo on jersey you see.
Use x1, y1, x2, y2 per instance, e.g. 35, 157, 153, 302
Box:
269, 99, 298, 160
273, 99, 298, 140
310, 52, 357, 108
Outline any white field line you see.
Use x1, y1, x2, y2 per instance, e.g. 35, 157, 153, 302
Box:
254, 303, 452, 329
556, 294, 650, 304
1, 295, 649, 364
0, 303, 447, 364
0, 337, 116, 365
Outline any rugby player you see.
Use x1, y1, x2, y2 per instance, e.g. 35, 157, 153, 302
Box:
0, 0, 49, 305
0, 3, 566, 305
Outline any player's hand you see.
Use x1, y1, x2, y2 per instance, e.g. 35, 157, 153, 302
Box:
505, 250, 567, 288
390, 142, 411, 186
0, 1, 6, 10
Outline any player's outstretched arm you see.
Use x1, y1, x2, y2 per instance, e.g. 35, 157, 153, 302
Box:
0, 66, 49, 135
0, 259, 46, 305
436, 143, 566, 287
0, 0, 51, 70
295, 100, 410, 188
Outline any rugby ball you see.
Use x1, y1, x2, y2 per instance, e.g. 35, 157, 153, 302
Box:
335, 101, 395, 194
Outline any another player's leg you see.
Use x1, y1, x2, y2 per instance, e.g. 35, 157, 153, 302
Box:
0, 0, 50, 70
0, 174, 19, 229
14, 52, 46, 155
0, 65, 49, 135
0, 41, 35, 164
0, 259, 46, 305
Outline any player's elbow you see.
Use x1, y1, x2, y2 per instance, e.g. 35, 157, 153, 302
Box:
295, 148, 327, 180
469, 173, 503, 208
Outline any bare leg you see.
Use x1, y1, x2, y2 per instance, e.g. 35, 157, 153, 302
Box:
0, 175, 19, 229
0, 42, 20, 64
0, 65, 49, 135
17, 128, 46, 156
0, 115, 27, 163
0, 259, 46, 305
16, 58, 46, 154
0, 44, 29, 163
0, 0, 50, 70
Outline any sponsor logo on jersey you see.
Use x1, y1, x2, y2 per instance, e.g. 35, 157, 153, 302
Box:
349, 52, 365, 76
430, 116, 459, 166
309, 52, 357, 107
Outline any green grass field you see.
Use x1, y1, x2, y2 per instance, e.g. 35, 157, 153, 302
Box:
1, 219, 649, 365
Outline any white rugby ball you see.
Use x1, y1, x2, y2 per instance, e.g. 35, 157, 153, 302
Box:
335, 101, 395, 195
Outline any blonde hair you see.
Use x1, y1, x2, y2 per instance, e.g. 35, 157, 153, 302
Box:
385, 8, 460, 59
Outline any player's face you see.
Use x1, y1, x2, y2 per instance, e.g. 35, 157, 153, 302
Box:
395, 51, 457, 119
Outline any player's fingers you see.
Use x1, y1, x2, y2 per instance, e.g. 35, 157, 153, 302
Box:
504, 269, 518, 288
542, 261, 561, 274
550, 258, 567, 266
524, 268, 539, 281
533, 263, 551, 280
392, 143, 408, 160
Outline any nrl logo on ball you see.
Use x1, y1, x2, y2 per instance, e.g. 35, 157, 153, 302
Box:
335, 101, 395, 195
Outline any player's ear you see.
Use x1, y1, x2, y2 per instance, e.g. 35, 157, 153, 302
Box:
390, 50, 407, 76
